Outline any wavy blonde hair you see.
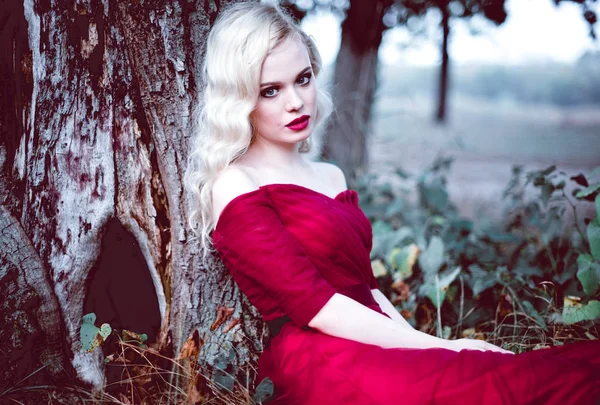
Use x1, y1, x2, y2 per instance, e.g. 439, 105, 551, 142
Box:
185, 1, 332, 261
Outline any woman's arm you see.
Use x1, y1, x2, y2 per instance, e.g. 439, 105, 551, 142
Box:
371, 288, 414, 330
309, 293, 513, 354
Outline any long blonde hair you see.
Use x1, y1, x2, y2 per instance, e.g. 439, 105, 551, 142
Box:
185, 2, 332, 261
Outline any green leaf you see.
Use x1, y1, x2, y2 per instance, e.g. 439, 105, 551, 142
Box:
371, 259, 387, 278
253, 377, 274, 403
80, 313, 112, 353
418, 236, 444, 276
442, 325, 452, 339
99, 324, 111, 339
213, 349, 236, 391
388, 244, 420, 281
542, 215, 562, 245
576, 254, 600, 296
575, 183, 600, 199
419, 178, 449, 213
590, 166, 600, 179
541, 182, 554, 207
596, 193, 600, 217
588, 218, 600, 261
420, 266, 461, 308
562, 299, 600, 325
384, 199, 404, 218
371, 220, 393, 236
522, 300, 548, 331
468, 265, 500, 297
541, 165, 557, 176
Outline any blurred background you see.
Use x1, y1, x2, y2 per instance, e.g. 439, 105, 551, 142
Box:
292, 0, 600, 219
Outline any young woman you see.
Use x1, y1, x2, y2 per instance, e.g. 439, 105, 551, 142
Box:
186, 2, 600, 404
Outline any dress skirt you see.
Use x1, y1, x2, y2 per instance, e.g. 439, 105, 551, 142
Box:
259, 324, 600, 405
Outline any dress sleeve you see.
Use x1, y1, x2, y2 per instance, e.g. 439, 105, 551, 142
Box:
212, 189, 337, 327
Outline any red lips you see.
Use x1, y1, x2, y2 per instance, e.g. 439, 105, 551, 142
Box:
286, 115, 310, 127
286, 115, 310, 131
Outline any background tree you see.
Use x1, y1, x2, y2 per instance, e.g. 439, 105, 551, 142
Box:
282, 0, 392, 179
388, 0, 507, 123
0, 0, 266, 402
319, 0, 393, 179
285, 0, 596, 177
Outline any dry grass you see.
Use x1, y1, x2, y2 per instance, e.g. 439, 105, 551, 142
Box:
1, 334, 259, 405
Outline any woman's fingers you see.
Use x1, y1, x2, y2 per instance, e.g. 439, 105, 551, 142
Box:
450, 338, 515, 354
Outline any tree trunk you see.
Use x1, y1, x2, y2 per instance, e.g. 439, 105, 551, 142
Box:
435, 1, 450, 123
0, 0, 264, 401
320, 0, 389, 181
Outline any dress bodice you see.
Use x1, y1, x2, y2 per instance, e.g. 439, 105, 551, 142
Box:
212, 183, 378, 326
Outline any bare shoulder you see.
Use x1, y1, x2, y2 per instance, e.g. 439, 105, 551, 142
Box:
212, 165, 259, 224
312, 161, 347, 192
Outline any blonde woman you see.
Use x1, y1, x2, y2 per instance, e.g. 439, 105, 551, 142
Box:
185, 2, 600, 404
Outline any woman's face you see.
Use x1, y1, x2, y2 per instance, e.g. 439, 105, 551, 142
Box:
250, 36, 317, 148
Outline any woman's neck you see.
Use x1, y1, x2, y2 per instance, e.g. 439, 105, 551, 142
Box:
243, 138, 308, 170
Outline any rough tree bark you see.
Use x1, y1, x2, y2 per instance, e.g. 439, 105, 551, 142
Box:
0, 0, 265, 401
319, 0, 390, 181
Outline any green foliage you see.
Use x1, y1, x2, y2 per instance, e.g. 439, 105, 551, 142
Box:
418, 236, 445, 276
213, 348, 236, 391
563, 299, 600, 325
388, 244, 419, 280
80, 313, 111, 352
253, 378, 275, 404
577, 254, 600, 296
419, 266, 461, 309
356, 158, 600, 336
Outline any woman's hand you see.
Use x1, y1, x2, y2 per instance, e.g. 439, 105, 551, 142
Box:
448, 338, 514, 354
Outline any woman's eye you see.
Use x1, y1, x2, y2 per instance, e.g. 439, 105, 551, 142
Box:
261, 88, 278, 98
298, 74, 311, 85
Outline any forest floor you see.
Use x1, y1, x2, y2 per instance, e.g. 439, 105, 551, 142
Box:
370, 95, 600, 221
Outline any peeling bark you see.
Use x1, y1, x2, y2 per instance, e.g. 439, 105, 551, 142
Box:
0, 204, 72, 391
1, 0, 264, 397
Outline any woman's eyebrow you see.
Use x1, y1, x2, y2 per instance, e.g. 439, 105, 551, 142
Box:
260, 66, 311, 88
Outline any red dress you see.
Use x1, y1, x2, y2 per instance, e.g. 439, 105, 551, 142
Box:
212, 183, 600, 405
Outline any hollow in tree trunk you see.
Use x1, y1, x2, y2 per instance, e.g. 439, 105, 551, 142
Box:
0, 0, 265, 402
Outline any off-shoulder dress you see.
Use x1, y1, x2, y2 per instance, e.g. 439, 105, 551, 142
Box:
212, 183, 600, 405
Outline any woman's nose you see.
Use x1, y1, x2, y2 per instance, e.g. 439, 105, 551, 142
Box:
285, 89, 304, 112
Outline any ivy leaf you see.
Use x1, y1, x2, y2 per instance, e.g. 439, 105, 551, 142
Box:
419, 236, 444, 277
213, 349, 236, 391
371, 259, 387, 278
588, 218, 600, 261
468, 265, 500, 297
576, 254, 600, 296
253, 377, 274, 404
575, 183, 600, 201
419, 266, 461, 308
384, 198, 405, 218
388, 244, 420, 281
541, 165, 556, 176
80, 313, 112, 352
562, 298, 600, 325
122, 329, 148, 344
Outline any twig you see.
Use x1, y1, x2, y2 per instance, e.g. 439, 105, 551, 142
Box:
435, 274, 442, 338
457, 274, 465, 338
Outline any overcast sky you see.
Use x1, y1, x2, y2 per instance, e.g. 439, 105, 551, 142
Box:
301, 0, 600, 66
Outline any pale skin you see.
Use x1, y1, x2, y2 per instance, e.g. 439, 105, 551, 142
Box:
212, 37, 513, 355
